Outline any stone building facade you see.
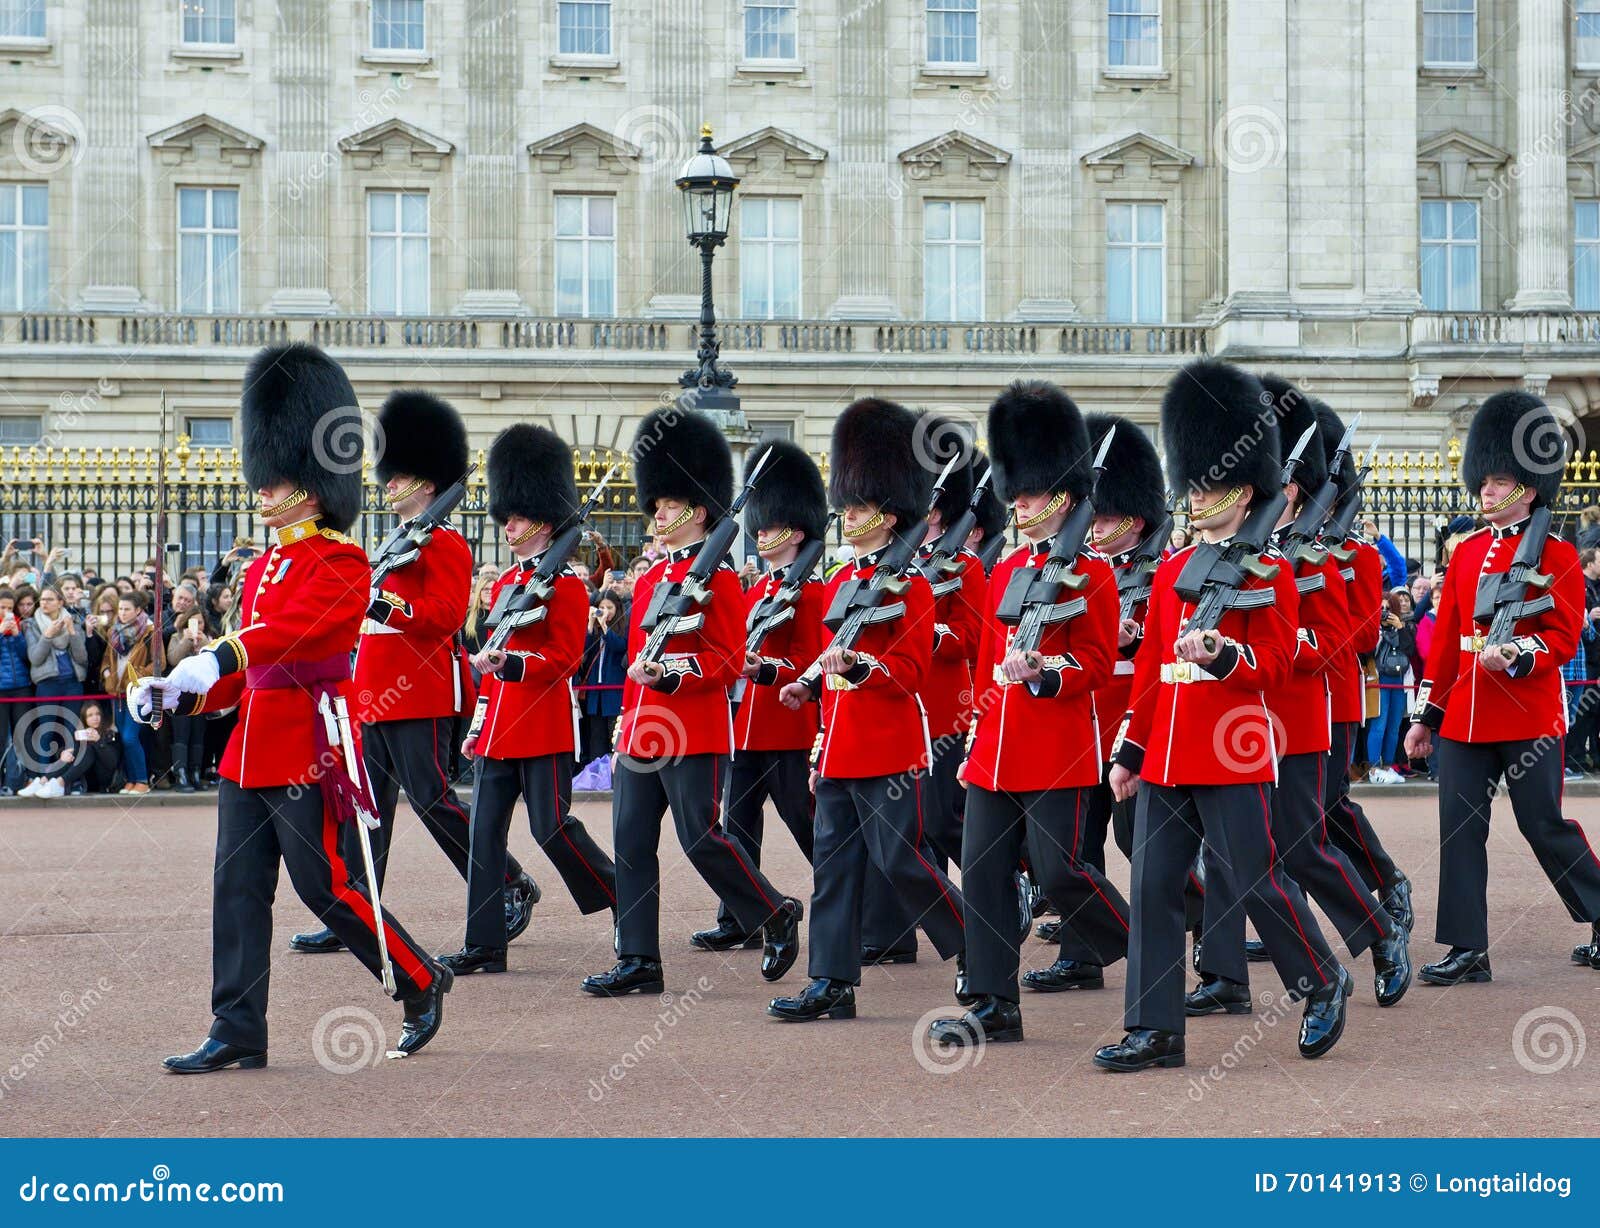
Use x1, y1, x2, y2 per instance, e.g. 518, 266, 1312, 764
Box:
2, 0, 1600, 474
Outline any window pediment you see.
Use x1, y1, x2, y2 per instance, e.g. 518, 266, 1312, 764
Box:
1416, 129, 1509, 197
147, 113, 264, 168
1080, 132, 1194, 184
722, 127, 827, 179
338, 118, 454, 171
897, 130, 1011, 183
527, 122, 640, 176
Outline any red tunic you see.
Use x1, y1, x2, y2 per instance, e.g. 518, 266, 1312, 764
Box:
962, 543, 1117, 793
353, 524, 473, 724
1266, 549, 1349, 757
814, 559, 934, 780
734, 569, 825, 753
1415, 523, 1583, 743
614, 551, 743, 759
184, 520, 368, 788
472, 562, 586, 760
1115, 543, 1300, 787
1330, 536, 1383, 724
920, 549, 987, 739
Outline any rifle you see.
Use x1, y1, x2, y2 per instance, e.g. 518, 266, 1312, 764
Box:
992, 428, 1117, 660
634, 448, 773, 672
1473, 504, 1557, 655
976, 510, 1014, 573
1319, 440, 1379, 565
1171, 422, 1319, 647
1116, 507, 1174, 622
481, 462, 619, 655
732, 513, 837, 703
369, 463, 477, 590
791, 453, 961, 698
1279, 415, 1360, 569
917, 464, 994, 598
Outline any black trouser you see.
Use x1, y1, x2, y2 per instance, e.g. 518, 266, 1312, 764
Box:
861, 733, 962, 953
809, 772, 966, 984
465, 753, 617, 948
50, 742, 118, 792
351, 715, 525, 893
1436, 735, 1600, 950
209, 780, 435, 1051
964, 784, 1129, 1001
171, 713, 206, 780
1325, 721, 1404, 894
1126, 781, 1339, 1035
613, 753, 788, 961
577, 713, 615, 767
1096, 775, 1206, 930
1566, 685, 1600, 770
1200, 752, 1391, 986
716, 747, 814, 930
0, 685, 31, 788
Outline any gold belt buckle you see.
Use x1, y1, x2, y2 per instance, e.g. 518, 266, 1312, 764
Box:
826, 674, 853, 692
1470, 634, 1485, 653
1172, 660, 1192, 683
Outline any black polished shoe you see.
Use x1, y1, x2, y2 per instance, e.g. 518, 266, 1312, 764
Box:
1419, 946, 1492, 985
929, 995, 1024, 1047
1035, 919, 1062, 944
581, 956, 665, 997
861, 944, 917, 965
768, 977, 856, 1021
397, 963, 454, 1056
761, 898, 803, 982
504, 873, 541, 943
1298, 965, 1352, 1059
289, 926, 345, 954
1371, 927, 1412, 1007
1094, 1028, 1185, 1072
1383, 874, 1415, 933
1022, 957, 1105, 993
1185, 975, 1252, 1016
1244, 938, 1271, 963
1569, 923, 1600, 968
689, 918, 761, 952
163, 1037, 267, 1074
1015, 871, 1041, 941
438, 945, 507, 975
175, 767, 197, 794
954, 951, 978, 1006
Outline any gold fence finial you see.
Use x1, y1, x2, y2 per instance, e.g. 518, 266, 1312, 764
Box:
1445, 437, 1461, 482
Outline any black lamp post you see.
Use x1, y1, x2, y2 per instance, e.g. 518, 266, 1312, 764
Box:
674, 124, 741, 420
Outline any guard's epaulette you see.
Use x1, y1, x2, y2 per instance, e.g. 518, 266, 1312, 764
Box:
319, 527, 358, 546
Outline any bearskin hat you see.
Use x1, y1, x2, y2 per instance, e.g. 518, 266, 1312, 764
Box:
374, 390, 469, 492
1462, 390, 1568, 507
915, 412, 978, 526
1084, 413, 1166, 534
986, 380, 1092, 503
742, 438, 828, 543
486, 424, 579, 528
827, 397, 930, 529
1311, 398, 1358, 498
240, 343, 363, 532
1258, 374, 1327, 499
632, 407, 733, 519
1160, 360, 1281, 501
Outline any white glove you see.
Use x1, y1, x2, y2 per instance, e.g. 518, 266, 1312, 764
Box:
165, 650, 221, 696
130, 677, 180, 720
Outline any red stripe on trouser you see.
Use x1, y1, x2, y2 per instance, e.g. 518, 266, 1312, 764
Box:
322, 804, 431, 991
1256, 782, 1328, 987
1313, 755, 1384, 930
1071, 789, 1129, 931
912, 775, 964, 926
704, 757, 779, 913
552, 759, 616, 904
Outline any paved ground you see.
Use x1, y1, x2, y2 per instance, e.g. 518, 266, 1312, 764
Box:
3, 791, 1598, 1138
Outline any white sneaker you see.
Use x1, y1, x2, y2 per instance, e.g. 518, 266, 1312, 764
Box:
18, 778, 43, 798
36, 778, 64, 798
1368, 767, 1401, 784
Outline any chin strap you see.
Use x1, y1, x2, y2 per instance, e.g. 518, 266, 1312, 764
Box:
843, 510, 886, 539
1481, 483, 1527, 515
1016, 491, 1069, 530
660, 503, 695, 536
757, 526, 794, 551
1090, 514, 1134, 549
260, 488, 309, 519
1188, 485, 1246, 524
385, 477, 426, 508
508, 519, 547, 547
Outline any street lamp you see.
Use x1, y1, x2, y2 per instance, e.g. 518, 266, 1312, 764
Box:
675, 124, 741, 418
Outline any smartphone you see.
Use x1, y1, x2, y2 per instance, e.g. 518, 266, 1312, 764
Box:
73, 728, 92, 742
237, 546, 260, 559
608, 570, 625, 582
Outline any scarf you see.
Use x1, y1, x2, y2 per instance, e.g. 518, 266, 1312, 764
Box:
111, 612, 149, 657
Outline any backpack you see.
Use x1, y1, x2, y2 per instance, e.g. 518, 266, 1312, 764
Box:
1374, 628, 1409, 678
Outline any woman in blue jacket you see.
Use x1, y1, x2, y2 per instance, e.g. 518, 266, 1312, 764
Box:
577, 593, 627, 768
0, 586, 34, 794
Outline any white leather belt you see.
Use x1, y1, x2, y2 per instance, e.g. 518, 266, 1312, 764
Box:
1459, 634, 1488, 652
363, 620, 403, 636
1113, 659, 1136, 676
1161, 662, 1217, 684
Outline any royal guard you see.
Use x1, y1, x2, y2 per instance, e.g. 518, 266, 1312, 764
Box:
1404, 391, 1600, 982
691, 439, 826, 954
927, 382, 1126, 1048
582, 408, 802, 998
859, 415, 986, 965
768, 398, 967, 1024
1097, 360, 1349, 1073
291, 391, 540, 957
441, 424, 619, 975
1188, 376, 1411, 1016
146, 343, 451, 1073
1315, 398, 1416, 935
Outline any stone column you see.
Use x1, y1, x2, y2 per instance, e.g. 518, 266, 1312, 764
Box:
73, 0, 142, 311
827, 0, 897, 319
264, 0, 336, 314
1360, 0, 1422, 313
456, 0, 526, 315
644, 0, 704, 317
1219, 0, 1292, 317
1014, 1, 1076, 320
1508, 0, 1571, 312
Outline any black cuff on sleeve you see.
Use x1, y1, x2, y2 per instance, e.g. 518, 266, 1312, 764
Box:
652, 669, 682, 695
754, 660, 780, 687
1113, 740, 1145, 774
1028, 666, 1063, 700
840, 657, 873, 686
1208, 640, 1241, 680
499, 654, 526, 683
211, 639, 244, 677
